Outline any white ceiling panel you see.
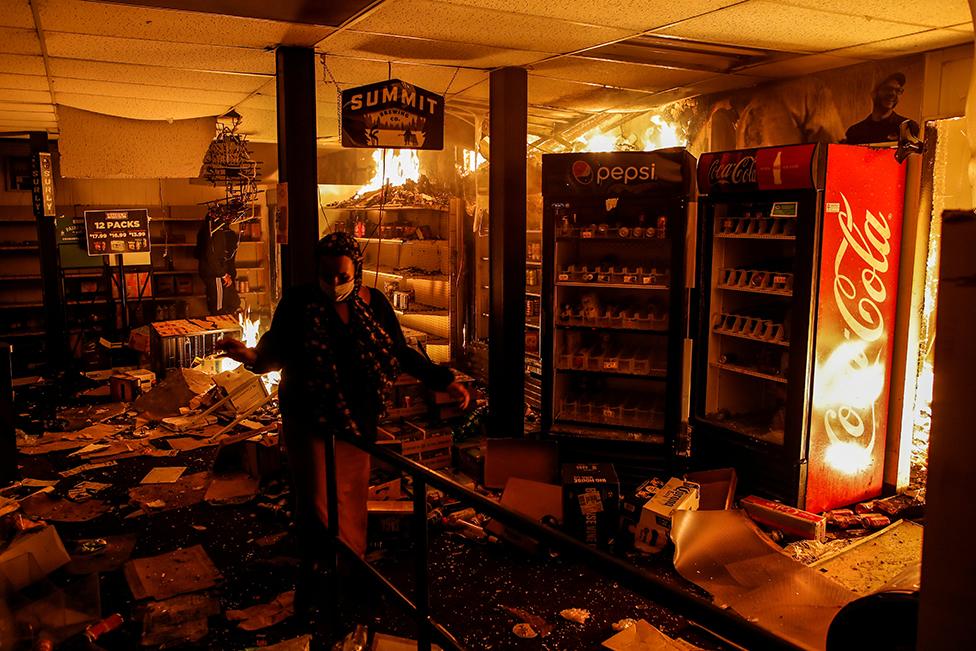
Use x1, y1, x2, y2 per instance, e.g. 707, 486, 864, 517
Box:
0, 121, 58, 130
0, 27, 42, 55
351, 0, 633, 53
654, 1, 925, 53
0, 103, 56, 113
775, 1, 971, 29
51, 77, 252, 106
43, 32, 276, 74
829, 29, 973, 59
0, 73, 51, 91
527, 75, 658, 112
320, 30, 550, 68
0, 88, 53, 103
47, 58, 270, 92
743, 54, 867, 78
0, 53, 47, 76
0, 112, 56, 127
529, 57, 713, 92
236, 92, 276, 111
0, 0, 35, 29
36, 0, 334, 48
319, 56, 487, 95
55, 93, 229, 120
439, 1, 744, 31
948, 22, 974, 33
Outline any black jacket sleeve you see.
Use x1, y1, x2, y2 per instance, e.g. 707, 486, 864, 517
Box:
369, 288, 454, 391
250, 288, 300, 374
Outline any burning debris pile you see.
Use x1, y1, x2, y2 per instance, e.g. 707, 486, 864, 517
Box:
329, 176, 451, 210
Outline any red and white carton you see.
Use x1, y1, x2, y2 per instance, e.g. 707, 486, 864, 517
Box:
740, 495, 826, 541
634, 478, 700, 553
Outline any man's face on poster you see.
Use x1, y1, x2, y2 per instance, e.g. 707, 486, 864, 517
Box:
873, 79, 904, 113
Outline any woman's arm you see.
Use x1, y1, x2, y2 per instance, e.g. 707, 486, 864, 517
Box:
218, 288, 297, 373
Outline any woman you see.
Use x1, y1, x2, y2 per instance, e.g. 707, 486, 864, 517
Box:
218, 233, 470, 597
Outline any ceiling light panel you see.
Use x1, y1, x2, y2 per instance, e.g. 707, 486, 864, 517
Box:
46, 59, 270, 92
320, 30, 550, 68
436, 0, 744, 31
38, 0, 334, 48
529, 56, 713, 91
774, 0, 972, 29
654, 0, 927, 52
43, 32, 276, 74
351, 0, 633, 54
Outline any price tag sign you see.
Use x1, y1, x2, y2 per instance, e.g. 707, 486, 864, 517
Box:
83, 209, 151, 256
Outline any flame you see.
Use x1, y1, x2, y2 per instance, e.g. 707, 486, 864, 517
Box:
574, 113, 687, 153
814, 341, 885, 410
825, 441, 874, 475
361, 149, 421, 192
460, 148, 485, 175
239, 313, 260, 348
217, 314, 280, 390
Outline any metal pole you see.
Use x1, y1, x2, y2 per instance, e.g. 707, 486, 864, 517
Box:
487, 67, 527, 437
413, 476, 431, 651
116, 255, 129, 333
30, 132, 66, 374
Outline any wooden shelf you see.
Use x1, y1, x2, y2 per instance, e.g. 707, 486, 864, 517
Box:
710, 362, 788, 384
718, 283, 792, 297
556, 281, 668, 291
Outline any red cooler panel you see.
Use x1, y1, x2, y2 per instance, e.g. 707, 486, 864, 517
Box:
807, 145, 905, 512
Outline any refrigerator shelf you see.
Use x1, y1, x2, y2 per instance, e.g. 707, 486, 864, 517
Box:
556, 322, 668, 334
714, 233, 795, 241
555, 366, 667, 380
556, 281, 668, 291
556, 235, 671, 243
717, 283, 792, 297
555, 414, 665, 433
553, 422, 667, 444
710, 361, 788, 384
713, 327, 790, 348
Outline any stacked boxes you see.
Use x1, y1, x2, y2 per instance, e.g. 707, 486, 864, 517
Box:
149, 316, 242, 376
377, 421, 453, 470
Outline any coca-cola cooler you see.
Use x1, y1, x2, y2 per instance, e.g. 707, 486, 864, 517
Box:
692, 143, 905, 512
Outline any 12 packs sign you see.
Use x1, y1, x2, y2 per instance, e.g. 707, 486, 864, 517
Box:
83, 209, 150, 255
340, 79, 444, 150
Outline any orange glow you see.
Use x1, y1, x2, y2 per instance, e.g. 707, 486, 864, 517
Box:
362, 149, 421, 192
825, 441, 874, 475
814, 340, 886, 410
575, 113, 687, 153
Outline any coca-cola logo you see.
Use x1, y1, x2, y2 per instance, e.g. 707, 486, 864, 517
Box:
708, 155, 757, 186
822, 192, 893, 454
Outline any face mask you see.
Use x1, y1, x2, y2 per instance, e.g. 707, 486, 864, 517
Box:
322, 279, 356, 302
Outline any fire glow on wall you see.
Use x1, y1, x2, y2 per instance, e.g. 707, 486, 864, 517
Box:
806, 147, 905, 513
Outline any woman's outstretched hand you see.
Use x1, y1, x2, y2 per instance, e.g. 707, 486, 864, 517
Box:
216, 337, 257, 366
446, 381, 472, 410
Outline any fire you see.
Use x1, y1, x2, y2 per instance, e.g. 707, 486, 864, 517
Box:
814, 341, 885, 410
239, 313, 260, 348
574, 113, 687, 153
825, 441, 874, 475
460, 148, 485, 175
216, 313, 280, 390
361, 149, 421, 193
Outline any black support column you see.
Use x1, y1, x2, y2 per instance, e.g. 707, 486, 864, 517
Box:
487, 67, 527, 437
31, 132, 66, 374
275, 47, 319, 288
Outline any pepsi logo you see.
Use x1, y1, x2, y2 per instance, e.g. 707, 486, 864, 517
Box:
572, 160, 593, 185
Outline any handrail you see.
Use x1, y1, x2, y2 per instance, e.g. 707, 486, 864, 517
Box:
325, 431, 803, 651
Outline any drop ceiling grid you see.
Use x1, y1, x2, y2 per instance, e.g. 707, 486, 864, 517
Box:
0, 73, 50, 92
652, 0, 941, 53
345, 0, 638, 55
0, 27, 43, 56
0, 0, 35, 29
36, 0, 335, 49
827, 28, 973, 59
52, 92, 236, 121
42, 32, 277, 75
772, 0, 972, 29
529, 57, 715, 92
318, 58, 488, 96
46, 59, 272, 92
50, 77, 255, 107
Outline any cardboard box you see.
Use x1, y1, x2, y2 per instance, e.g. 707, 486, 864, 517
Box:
370, 632, 443, 651
485, 478, 563, 553
0, 525, 71, 593
619, 477, 666, 545
484, 439, 558, 489
368, 476, 402, 501
127, 369, 157, 393
634, 478, 699, 553
740, 495, 826, 541
685, 468, 737, 510
561, 463, 619, 549
452, 439, 485, 484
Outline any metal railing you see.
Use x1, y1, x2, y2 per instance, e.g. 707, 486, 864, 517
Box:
323, 431, 803, 651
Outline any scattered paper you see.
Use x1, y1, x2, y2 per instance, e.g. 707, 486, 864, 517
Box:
167, 437, 216, 452
124, 545, 222, 601
204, 473, 259, 505
139, 593, 221, 647
226, 590, 294, 631
67, 481, 111, 501
19, 493, 110, 523
141, 466, 187, 484
602, 619, 703, 650
59, 460, 118, 477
246, 634, 312, 651
128, 472, 211, 512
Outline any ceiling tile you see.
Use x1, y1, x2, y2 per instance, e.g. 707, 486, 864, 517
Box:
43, 32, 276, 74
0, 89, 53, 103
0, 111, 56, 127
0, 104, 55, 114
0, 121, 58, 130
351, 0, 632, 53
829, 28, 973, 58
775, 1, 971, 29
50, 78, 252, 107
438, 1, 744, 31
37, 0, 335, 48
0, 53, 47, 76
948, 22, 974, 33
0, 73, 50, 91
319, 56, 487, 95
654, 1, 924, 53
743, 54, 867, 78
529, 56, 713, 92
320, 30, 551, 68
55, 93, 229, 120
0, 27, 42, 55
527, 75, 658, 112
47, 58, 270, 92
0, 0, 35, 29
94, 0, 373, 27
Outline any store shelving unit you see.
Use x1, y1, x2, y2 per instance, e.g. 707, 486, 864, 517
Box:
540, 149, 697, 481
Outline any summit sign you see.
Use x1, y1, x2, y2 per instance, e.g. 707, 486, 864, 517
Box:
341, 79, 444, 150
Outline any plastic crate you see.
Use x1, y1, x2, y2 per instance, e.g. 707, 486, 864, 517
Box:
150, 317, 242, 376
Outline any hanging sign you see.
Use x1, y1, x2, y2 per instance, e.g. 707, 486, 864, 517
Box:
341, 79, 444, 150
31, 151, 56, 217
83, 209, 151, 255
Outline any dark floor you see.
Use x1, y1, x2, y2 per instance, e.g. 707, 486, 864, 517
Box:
6, 386, 729, 650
